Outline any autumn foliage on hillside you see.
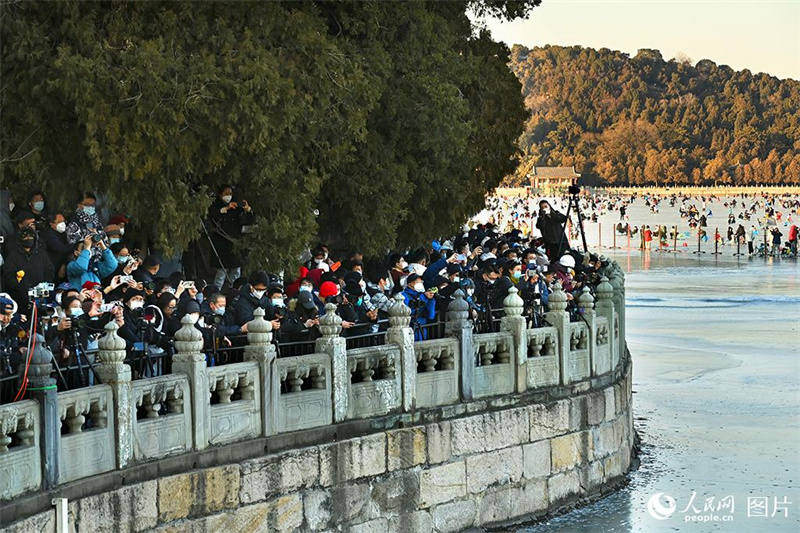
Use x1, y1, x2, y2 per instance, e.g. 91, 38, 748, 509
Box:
508, 45, 800, 186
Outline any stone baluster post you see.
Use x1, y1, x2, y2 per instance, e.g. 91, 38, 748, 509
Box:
500, 287, 527, 393
95, 322, 133, 468
315, 304, 347, 422
386, 293, 415, 412
608, 269, 624, 370
543, 282, 570, 386
595, 276, 616, 371
243, 308, 276, 435
172, 315, 208, 450
578, 287, 597, 376
445, 290, 474, 402
26, 334, 59, 488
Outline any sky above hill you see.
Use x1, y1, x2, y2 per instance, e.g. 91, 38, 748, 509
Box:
478, 0, 799, 80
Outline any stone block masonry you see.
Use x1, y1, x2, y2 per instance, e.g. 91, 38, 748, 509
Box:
4, 356, 633, 533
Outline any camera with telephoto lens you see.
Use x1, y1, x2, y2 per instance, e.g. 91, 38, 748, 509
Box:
141, 281, 156, 291
204, 312, 224, 327
92, 231, 107, 242
69, 314, 88, 330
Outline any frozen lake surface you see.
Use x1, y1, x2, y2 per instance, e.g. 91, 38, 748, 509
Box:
514, 251, 800, 533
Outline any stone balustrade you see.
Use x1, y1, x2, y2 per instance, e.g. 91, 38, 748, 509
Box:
1, 261, 629, 530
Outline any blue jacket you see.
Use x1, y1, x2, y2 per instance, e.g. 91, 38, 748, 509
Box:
402, 287, 436, 340
422, 257, 448, 287
67, 248, 118, 288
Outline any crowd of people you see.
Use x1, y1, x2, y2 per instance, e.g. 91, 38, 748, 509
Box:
1, 187, 609, 401
477, 190, 800, 257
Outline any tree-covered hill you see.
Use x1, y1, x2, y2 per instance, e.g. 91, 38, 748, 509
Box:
508, 45, 800, 186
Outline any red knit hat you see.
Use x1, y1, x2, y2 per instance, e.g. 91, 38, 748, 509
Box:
319, 281, 339, 298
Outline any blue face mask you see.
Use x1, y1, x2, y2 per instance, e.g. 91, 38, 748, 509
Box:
110, 238, 120, 244
32, 201, 45, 212
214, 306, 226, 315
117, 255, 130, 264
69, 308, 84, 317
83, 206, 96, 216
196, 293, 204, 304
512, 271, 522, 281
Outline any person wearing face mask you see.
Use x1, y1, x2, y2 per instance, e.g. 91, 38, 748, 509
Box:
1, 225, 55, 312
536, 199, 569, 260
457, 278, 480, 320
388, 253, 409, 291
205, 293, 246, 337
364, 263, 394, 324
42, 211, 73, 272
233, 271, 279, 329
27, 190, 48, 230
474, 264, 500, 314
118, 289, 171, 368
490, 260, 523, 311
336, 281, 372, 337
66, 233, 118, 289
208, 184, 254, 290
401, 274, 437, 340
66, 192, 103, 246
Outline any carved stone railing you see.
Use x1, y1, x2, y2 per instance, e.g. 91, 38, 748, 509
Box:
1, 259, 630, 516
594, 316, 612, 375
0, 400, 40, 500
57, 385, 115, 484
345, 345, 402, 419
273, 353, 332, 433
206, 362, 261, 446
472, 332, 515, 399
568, 322, 591, 382
414, 337, 460, 408
525, 326, 560, 389
131, 375, 192, 461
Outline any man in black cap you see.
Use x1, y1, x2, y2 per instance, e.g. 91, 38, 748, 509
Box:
233, 270, 277, 329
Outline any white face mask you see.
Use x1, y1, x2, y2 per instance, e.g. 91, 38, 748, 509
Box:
55, 222, 67, 233
129, 300, 144, 310
467, 288, 475, 297
8, 202, 14, 212
221, 195, 233, 204
299, 285, 313, 293
399, 260, 408, 269
119, 227, 125, 235
271, 297, 284, 307
413, 282, 425, 293
487, 279, 496, 285
55, 293, 63, 305
452, 276, 461, 283
252, 289, 266, 299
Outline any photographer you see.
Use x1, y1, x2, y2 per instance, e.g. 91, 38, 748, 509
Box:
535, 200, 569, 260
518, 264, 549, 327
1, 296, 25, 399
66, 233, 118, 289
1, 224, 54, 313
118, 290, 171, 376
280, 291, 321, 345
208, 185, 255, 290
401, 274, 436, 340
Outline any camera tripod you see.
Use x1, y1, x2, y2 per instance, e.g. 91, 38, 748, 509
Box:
557, 189, 589, 254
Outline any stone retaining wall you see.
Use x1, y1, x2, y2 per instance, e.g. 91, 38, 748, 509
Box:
6, 355, 633, 533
